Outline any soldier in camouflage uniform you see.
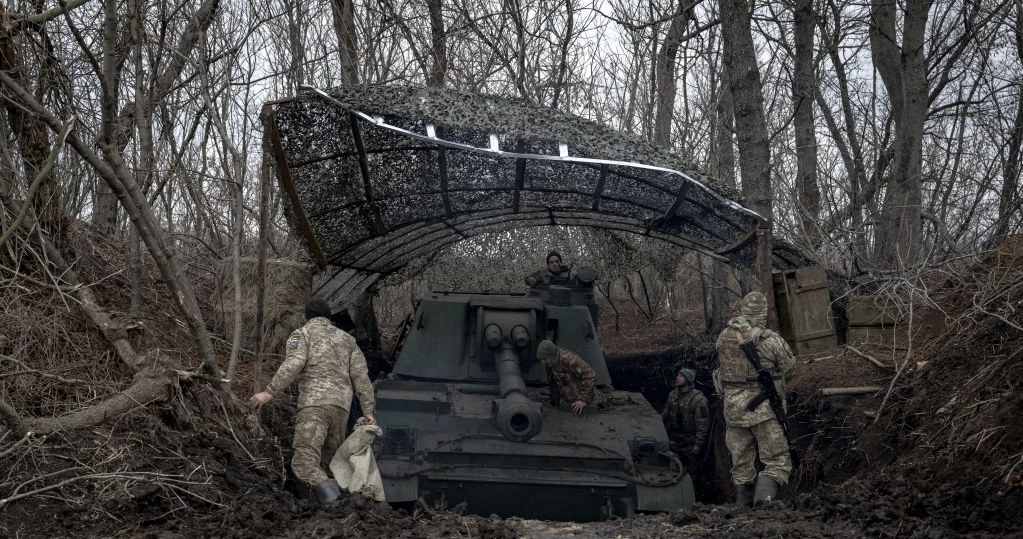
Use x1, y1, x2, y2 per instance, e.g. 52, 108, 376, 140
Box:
536, 339, 603, 414
250, 298, 376, 506
714, 291, 795, 506
525, 251, 570, 287
661, 367, 709, 473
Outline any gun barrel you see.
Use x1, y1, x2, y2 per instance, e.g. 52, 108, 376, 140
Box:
492, 344, 542, 442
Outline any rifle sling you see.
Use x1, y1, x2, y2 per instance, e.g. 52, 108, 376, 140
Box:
746, 392, 769, 412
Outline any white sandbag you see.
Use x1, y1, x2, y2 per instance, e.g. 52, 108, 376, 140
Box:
329, 422, 385, 501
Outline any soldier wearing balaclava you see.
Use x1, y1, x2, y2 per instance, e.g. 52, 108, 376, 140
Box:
714, 292, 796, 506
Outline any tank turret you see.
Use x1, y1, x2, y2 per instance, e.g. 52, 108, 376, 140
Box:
373, 269, 694, 521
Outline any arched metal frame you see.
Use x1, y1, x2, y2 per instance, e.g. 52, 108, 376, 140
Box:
262, 86, 767, 310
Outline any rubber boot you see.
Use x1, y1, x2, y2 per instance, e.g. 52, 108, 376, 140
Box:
734, 482, 754, 507
313, 479, 341, 506
753, 476, 779, 505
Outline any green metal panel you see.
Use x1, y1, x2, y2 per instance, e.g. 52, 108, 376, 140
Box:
635, 476, 693, 512
393, 298, 469, 379
383, 475, 418, 502
847, 295, 902, 326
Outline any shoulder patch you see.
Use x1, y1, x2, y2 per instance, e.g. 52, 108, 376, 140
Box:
287, 335, 301, 350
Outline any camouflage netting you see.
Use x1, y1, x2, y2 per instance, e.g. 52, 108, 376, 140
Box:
264, 85, 764, 309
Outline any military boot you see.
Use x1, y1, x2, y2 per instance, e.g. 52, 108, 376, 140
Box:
734, 482, 754, 507
753, 476, 779, 505
313, 479, 341, 506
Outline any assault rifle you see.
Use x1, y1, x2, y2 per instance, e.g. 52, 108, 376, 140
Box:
739, 339, 800, 468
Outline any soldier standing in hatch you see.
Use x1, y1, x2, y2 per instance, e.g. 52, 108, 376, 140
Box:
661, 367, 709, 474
536, 339, 603, 414
714, 291, 796, 506
525, 250, 570, 287
250, 298, 376, 506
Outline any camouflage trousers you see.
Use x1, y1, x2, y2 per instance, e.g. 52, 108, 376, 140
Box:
725, 418, 791, 485
669, 438, 704, 474
292, 404, 350, 487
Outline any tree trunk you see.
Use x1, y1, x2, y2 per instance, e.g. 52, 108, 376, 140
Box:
549, 0, 574, 108
709, 62, 737, 334
331, 0, 360, 84
990, 3, 1023, 245
793, 0, 821, 244
0, 8, 60, 237
653, 3, 694, 147
286, 0, 307, 91
720, 0, 773, 303
720, 0, 773, 221
426, 0, 448, 87
869, 0, 934, 268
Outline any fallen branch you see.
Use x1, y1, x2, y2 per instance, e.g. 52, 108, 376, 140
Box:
0, 431, 36, 458
820, 386, 883, 396
0, 400, 28, 439
843, 345, 888, 369
172, 369, 230, 384
19, 367, 173, 435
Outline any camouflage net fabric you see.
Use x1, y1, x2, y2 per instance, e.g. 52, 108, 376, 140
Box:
264, 85, 764, 309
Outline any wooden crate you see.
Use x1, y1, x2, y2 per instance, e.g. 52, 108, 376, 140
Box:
773, 266, 837, 355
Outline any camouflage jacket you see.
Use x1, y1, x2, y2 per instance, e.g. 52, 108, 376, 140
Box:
266, 317, 375, 414
661, 382, 709, 446
526, 266, 569, 286
547, 347, 604, 406
714, 315, 795, 427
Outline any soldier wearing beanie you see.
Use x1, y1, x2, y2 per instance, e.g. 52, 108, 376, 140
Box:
661, 367, 709, 475
714, 291, 796, 506
536, 339, 603, 415
249, 297, 377, 506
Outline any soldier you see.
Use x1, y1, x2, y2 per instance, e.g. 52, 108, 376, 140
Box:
536, 339, 603, 414
714, 291, 796, 506
661, 367, 709, 473
525, 250, 570, 287
250, 298, 377, 506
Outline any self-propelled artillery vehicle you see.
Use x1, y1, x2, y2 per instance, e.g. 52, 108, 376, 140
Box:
373, 269, 695, 520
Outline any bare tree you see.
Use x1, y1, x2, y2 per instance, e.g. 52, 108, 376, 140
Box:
868, 0, 934, 268
792, 0, 821, 244
990, 0, 1023, 245
332, 0, 361, 83
719, 0, 772, 221
653, 1, 697, 147
426, 0, 449, 86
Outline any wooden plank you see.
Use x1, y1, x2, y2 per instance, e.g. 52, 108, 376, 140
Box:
820, 386, 883, 396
